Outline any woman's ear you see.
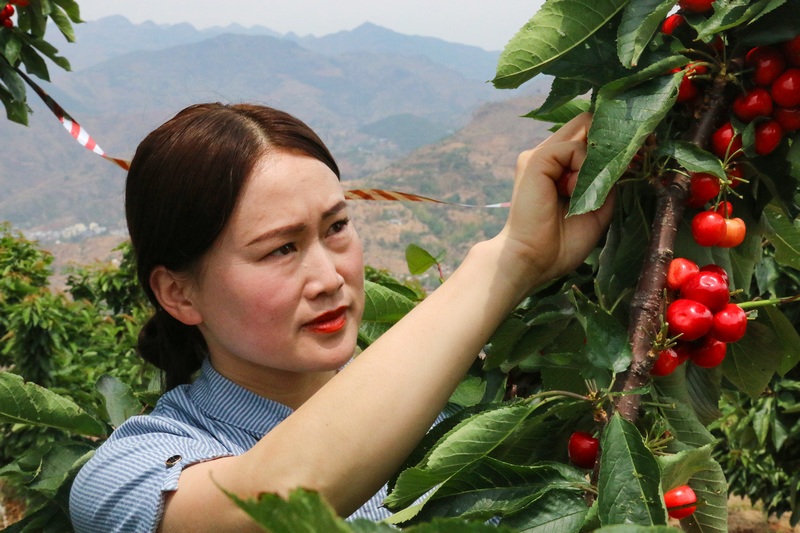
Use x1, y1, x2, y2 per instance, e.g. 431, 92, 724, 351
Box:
149, 266, 203, 326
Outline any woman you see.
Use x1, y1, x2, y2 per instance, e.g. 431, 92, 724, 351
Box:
69, 103, 613, 532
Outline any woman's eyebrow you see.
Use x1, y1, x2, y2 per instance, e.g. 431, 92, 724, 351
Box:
246, 200, 347, 247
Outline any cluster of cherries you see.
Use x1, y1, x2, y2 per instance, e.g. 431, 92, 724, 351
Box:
0, 0, 25, 28
567, 431, 698, 518
0, 3, 15, 28
654, 258, 747, 375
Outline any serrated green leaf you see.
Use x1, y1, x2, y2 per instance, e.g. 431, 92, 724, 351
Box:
571, 290, 631, 373
598, 413, 666, 526
0, 62, 26, 101
19, 46, 50, 81
678, 460, 727, 533
0, 372, 107, 436
657, 444, 715, 491
493, 0, 630, 89
764, 202, 800, 269
405, 243, 439, 276
500, 486, 590, 532
0, 85, 29, 124
696, 0, 783, 41
50, 0, 82, 22
594, 526, 682, 533
358, 280, 416, 345
617, 0, 677, 68
223, 487, 352, 533
652, 393, 715, 450
48, 3, 75, 42
569, 72, 680, 216
735, 0, 800, 47
535, 78, 594, 116
654, 140, 727, 180
525, 98, 591, 124
96, 374, 142, 427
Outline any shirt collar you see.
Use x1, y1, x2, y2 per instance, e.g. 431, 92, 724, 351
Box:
188, 359, 295, 438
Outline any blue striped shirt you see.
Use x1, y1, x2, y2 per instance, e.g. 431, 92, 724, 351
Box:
69, 359, 407, 532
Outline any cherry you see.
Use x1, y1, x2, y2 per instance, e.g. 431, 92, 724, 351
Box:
1, 17, 10, 28
714, 200, 733, 217
667, 299, 713, 341
754, 120, 784, 155
771, 68, 800, 108
783, 35, 800, 67
667, 258, 699, 291
568, 431, 599, 469
699, 263, 729, 285
681, 270, 729, 312
652, 347, 682, 376
717, 217, 746, 248
687, 172, 721, 208
661, 14, 685, 36
746, 46, 786, 86
691, 211, 727, 246
664, 485, 698, 519
689, 335, 727, 368
773, 106, 800, 132
675, 71, 700, 103
711, 122, 743, 160
2, 4, 13, 17
732, 87, 773, 122
678, 0, 715, 13
711, 303, 748, 343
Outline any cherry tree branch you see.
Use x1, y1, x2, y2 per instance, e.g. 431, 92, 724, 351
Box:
614, 70, 734, 422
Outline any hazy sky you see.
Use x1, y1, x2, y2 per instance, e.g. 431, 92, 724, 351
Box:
74, 0, 547, 51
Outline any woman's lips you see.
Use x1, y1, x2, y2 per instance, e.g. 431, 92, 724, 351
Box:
306, 307, 347, 333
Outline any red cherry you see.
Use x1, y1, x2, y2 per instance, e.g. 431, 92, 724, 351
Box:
773, 106, 800, 132
746, 46, 786, 86
678, 0, 715, 13
711, 303, 748, 342
699, 263, 729, 285
691, 211, 727, 246
681, 270, 730, 312
771, 68, 800, 108
1, 17, 10, 28
2, 4, 13, 17
711, 122, 743, 160
754, 120, 784, 155
687, 172, 721, 208
665, 485, 698, 519
651, 347, 682, 376
667, 299, 713, 341
782, 35, 800, 67
717, 217, 746, 248
661, 14, 685, 36
568, 431, 599, 469
673, 341, 693, 364
732, 88, 773, 122
676, 73, 700, 103
714, 200, 733, 217
667, 257, 699, 291
689, 335, 727, 368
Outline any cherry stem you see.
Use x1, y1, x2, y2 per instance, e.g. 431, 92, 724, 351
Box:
738, 294, 800, 309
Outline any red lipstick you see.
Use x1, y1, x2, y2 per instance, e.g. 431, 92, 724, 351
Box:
306, 307, 347, 333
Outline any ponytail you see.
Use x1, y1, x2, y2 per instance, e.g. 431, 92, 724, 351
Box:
138, 308, 207, 391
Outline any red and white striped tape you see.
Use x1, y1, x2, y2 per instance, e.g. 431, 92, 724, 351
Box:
19, 70, 508, 208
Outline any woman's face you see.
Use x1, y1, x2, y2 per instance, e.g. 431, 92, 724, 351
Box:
188, 151, 364, 384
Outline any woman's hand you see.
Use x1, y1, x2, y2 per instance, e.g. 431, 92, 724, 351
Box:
496, 112, 615, 292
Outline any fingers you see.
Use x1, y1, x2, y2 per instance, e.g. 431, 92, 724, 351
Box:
537, 112, 592, 147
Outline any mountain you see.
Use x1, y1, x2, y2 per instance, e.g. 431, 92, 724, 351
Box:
1, 17, 550, 235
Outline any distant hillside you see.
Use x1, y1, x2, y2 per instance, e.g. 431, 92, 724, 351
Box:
1, 17, 550, 236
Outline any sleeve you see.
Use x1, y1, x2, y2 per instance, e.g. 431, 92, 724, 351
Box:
69, 417, 235, 533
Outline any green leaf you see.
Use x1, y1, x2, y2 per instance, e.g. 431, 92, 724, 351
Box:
524, 98, 591, 124
617, 0, 677, 68
500, 486, 590, 532
358, 280, 416, 345
571, 290, 631, 373
735, 0, 800, 47
535, 78, 594, 116
598, 413, 666, 526
0, 62, 26, 101
678, 459, 727, 533
657, 444, 715, 492
0, 85, 29, 124
763, 202, 800, 270
19, 46, 50, 81
0, 372, 107, 436
653, 394, 715, 450
0, 442, 94, 498
48, 3, 76, 42
731, 304, 800, 380
51, 0, 83, 22
411, 458, 588, 523
405, 243, 440, 276
493, 0, 630, 89
385, 399, 552, 510
594, 527, 682, 533
223, 487, 352, 533
96, 374, 142, 427
569, 72, 680, 216
654, 140, 727, 180
696, 0, 783, 41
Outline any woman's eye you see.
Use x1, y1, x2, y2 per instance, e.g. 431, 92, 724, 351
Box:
330, 218, 350, 235
269, 243, 296, 257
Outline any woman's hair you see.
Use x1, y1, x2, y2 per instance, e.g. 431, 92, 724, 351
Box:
125, 103, 339, 390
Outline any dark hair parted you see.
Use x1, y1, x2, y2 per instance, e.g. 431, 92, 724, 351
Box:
125, 103, 339, 390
